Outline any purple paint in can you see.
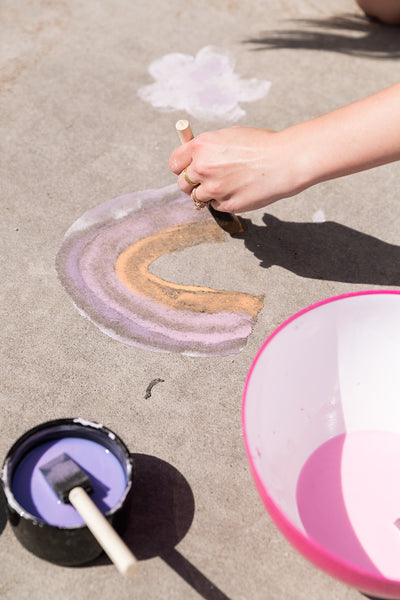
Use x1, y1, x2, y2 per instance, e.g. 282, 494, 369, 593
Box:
12, 437, 127, 527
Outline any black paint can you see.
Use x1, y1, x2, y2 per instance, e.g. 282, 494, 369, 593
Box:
0, 418, 134, 566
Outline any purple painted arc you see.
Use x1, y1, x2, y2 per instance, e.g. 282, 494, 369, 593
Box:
56, 185, 264, 356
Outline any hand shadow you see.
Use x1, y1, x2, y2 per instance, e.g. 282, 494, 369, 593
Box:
241, 214, 400, 286
92, 453, 232, 600
244, 14, 400, 59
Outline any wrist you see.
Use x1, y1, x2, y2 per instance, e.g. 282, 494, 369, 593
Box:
276, 123, 321, 197
280, 116, 350, 193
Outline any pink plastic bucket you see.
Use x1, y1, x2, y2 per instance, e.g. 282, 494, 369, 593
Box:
243, 291, 400, 599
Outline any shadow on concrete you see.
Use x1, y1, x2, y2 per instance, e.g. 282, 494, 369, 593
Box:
93, 453, 232, 600
124, 453, 195, 560
241, 214, 400, 286
363, 595, 393, 600
0, 491, 7, 536
244, 14, 400, 59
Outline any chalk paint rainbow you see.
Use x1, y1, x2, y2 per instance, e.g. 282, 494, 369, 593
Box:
56, 184, 264, 356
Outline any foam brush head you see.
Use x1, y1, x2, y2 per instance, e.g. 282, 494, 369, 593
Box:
40, 453, 93, 503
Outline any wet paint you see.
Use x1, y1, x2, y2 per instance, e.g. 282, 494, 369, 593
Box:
12, 437, 126, 527
56, 184, 264, 356
297, 430, 400, 580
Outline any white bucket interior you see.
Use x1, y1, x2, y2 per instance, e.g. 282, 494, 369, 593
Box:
244, 293, 400, 578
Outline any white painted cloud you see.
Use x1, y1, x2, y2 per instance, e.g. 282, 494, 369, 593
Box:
138, 46, 271, 121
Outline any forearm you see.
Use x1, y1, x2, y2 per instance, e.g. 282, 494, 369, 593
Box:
169, 82, 400, 213
289, 82, 400, 189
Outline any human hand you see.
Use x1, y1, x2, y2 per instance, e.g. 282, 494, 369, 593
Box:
169, 126, 309, 213
170, 83, 400, 213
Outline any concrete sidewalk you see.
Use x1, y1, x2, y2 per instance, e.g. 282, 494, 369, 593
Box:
1, 1, 399, 598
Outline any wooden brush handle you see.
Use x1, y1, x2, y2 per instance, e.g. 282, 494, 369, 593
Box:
176, 119, 194, 144
69, 487, 138, 576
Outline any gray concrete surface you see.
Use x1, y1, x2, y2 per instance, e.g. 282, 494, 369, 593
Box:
1, 0, 399, 598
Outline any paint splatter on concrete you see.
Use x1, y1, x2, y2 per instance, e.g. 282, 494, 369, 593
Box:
312, 209, 326, 223
56, 184, 264, 356
138, 46, 271, 121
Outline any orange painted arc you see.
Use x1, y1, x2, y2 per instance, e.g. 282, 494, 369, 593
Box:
115, 220, 264, 316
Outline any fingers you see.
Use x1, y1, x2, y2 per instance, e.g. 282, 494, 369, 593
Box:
177, 166, 211, 206
169, 138, 211, 209
191, 187, 210, 210
177, 166, 200, 194
179, 169, 211, 210
170, 142, 207, 205
183, 167, 198, 187
190, 183, 210, 205
169, 142, 194, 175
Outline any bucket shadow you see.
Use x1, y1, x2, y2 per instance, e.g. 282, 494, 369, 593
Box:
244, 14, 400, 59
93, 453, 231, 600
240, 215, 400, 286
0, 491, 7, 536
362, 589, 399, 599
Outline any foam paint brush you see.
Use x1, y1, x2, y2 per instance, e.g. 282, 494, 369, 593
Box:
175, 120, 244, 235
40, 452, 137, 576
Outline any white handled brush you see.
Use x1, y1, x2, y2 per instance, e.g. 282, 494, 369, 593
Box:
40, 452, 137, 576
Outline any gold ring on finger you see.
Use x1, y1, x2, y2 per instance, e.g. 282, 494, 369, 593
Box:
184, 168, 198, 187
